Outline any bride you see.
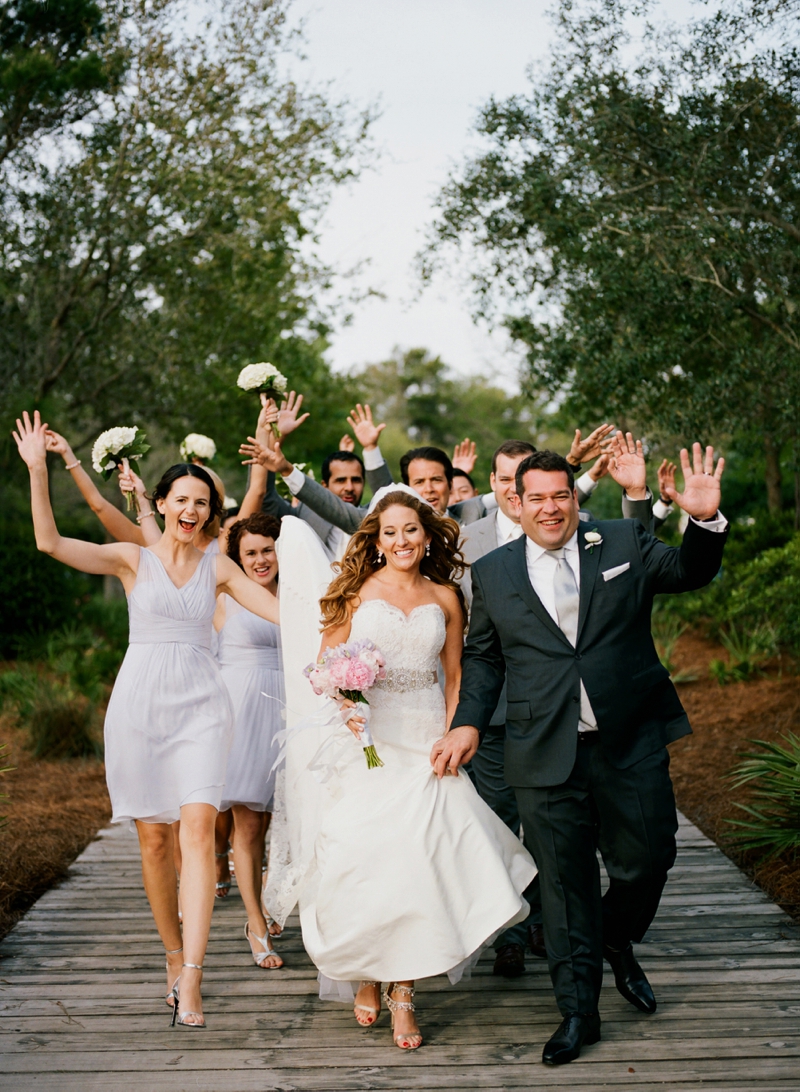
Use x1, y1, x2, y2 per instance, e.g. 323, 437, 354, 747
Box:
291, 487, 535, 1050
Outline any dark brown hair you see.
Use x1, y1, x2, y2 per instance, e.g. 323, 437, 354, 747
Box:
226, 512, 281, 569
319, 491, 467, 630
151, 464, 223, 530
491, 439, 537, 474
515, 450, 575, 496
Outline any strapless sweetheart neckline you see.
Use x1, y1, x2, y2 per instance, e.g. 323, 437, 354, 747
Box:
357, 599, 444, 623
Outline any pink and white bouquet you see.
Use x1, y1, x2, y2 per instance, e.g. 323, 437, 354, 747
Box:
304, 639, 387, 769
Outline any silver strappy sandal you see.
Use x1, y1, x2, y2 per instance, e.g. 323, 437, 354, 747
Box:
170, 962, 206, 1028
164, 945, 183, 1008
384, 983, 422, 1049
353, 981, 380, 1026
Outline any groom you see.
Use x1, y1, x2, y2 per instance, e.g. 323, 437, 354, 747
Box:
432, 443, 727, 1065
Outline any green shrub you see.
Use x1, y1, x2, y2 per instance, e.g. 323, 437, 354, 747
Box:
727, 733, 800, 859
724, 536, 800, 652
651, 605, 697, 683
0, 667, 103, 760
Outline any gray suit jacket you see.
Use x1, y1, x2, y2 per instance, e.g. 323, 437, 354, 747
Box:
262, 460, 393, 554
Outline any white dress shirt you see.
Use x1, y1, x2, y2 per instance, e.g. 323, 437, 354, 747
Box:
495, 507, 524, 547
525, 529, 598, 732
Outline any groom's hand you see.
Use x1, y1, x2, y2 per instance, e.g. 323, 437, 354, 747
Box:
430, 726, 480, 778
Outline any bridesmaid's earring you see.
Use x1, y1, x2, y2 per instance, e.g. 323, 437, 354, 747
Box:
425, 543, 431, 556
375, 549, 384, 565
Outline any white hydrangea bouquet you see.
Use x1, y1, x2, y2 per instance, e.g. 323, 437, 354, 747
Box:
237, 362, 288, 437
91, 426, 150, 510
180, 433, 216, 463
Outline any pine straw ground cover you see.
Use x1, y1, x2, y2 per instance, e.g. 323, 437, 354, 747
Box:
0, 633, 798, 943
0, 716, 111, 940
669, 633, 800, 922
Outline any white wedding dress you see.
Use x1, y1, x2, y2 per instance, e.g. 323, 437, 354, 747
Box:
295, 598, 536, 987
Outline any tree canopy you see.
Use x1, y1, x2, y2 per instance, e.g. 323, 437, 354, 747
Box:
426, 0, 800, 516
0, 0, 371, 469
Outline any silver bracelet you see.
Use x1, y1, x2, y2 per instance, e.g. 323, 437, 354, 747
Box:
136, 511, 155, 523
64, 460, 81, 471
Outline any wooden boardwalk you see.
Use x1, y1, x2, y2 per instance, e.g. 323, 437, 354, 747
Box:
1, 813, 799, 1091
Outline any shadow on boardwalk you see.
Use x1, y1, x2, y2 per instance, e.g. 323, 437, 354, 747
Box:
1, 813, 799, 1090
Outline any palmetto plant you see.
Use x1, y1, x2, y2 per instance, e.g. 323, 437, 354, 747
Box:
651, 607, 697, 684
710, 623, 779, 685
726, 733, 800, 859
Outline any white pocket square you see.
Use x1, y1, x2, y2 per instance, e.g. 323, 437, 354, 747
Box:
602, 562, 631, 582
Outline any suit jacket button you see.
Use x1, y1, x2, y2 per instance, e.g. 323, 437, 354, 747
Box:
574, 653, 582, 660
572, 696, 579, 703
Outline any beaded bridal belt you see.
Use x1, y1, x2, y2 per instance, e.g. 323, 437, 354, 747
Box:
374, 668, 438, 693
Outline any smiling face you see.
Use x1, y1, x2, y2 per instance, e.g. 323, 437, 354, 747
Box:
376, 504, 430, 573
324, 458, 364, 506
490, 452, 530, 520
156, 475, 212, 541
406, 458, 450, 514
449, 475, 477, 504
516, 468, 580, 549
238, 532, 278, 590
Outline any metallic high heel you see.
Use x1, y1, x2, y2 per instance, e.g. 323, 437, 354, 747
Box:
384, 983, 422, 1049
165, 945, 183, 1008
244, 921, 283, 969
170, 962, 206, 1028
353, 981, 380, 1026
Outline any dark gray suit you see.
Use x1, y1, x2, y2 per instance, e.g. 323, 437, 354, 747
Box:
452, 516, 727, 1014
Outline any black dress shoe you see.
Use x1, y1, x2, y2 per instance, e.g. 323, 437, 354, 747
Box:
604, 944, 657, 1013
493, 943, 525, 977
528, 923, 547, 959
542, 1012, 601, 1065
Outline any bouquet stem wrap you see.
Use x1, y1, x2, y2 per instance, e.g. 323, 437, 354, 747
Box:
339, 693, 384, 769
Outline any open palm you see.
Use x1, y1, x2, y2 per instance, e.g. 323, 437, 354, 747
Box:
663, 444, 724, 519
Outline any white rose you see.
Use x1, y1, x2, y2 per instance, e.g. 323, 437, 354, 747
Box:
91, 425, 139, 473
180, 433, 216, 461
584, 531, 602, 543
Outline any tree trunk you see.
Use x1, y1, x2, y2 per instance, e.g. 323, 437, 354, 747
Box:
764, 434, 783, 514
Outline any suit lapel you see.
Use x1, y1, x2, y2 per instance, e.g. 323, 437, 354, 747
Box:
502, 536, 572, 647
577, 521, 602, 642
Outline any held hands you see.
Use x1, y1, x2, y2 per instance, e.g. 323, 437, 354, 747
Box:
13, 410, 48, 469
568, 424, 614, 466
429, 726, 480, 779
607, 431, 647, 500
346, 403, 386, 450
662, 443, 724, 520
452, 438, 477, 474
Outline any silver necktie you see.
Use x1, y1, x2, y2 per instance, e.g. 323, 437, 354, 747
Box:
550, 547, 579, 646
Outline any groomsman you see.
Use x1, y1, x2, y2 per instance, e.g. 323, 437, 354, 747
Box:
434, 441, 727, 1065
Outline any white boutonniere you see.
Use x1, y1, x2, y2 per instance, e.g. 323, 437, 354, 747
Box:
584, 530, 603, 553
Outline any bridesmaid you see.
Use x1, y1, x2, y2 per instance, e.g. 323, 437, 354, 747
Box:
12, 411, 281, 1029
214, 512, 285, 969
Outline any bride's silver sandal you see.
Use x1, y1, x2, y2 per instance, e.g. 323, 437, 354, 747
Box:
214, 849, 232, 898
384, 983, 422, 1049
353, 981, 380, 1026
170, 962, 206, 1028
164, 945, 183, 1008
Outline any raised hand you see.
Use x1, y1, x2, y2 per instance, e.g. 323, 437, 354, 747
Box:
568, 424, 614, 466
607, 431, 647, 499
346, 403, 386, 451
657, 458, 677, 504
118, 458, 147, 501
338, 433, 355, 452
452, 438, 477, 473
663, 443, 724, 520
587, 452, 611, 483
239, 435, 293, 477
276, 391, 310, 438
256, 396, 281, 439
44, 429, 72, 460
13, 410, 48, 469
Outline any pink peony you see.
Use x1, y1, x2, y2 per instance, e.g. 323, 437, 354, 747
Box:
344, 659, 374, 691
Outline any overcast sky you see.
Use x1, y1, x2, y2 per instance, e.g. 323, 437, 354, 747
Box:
284, 0, 697, 387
